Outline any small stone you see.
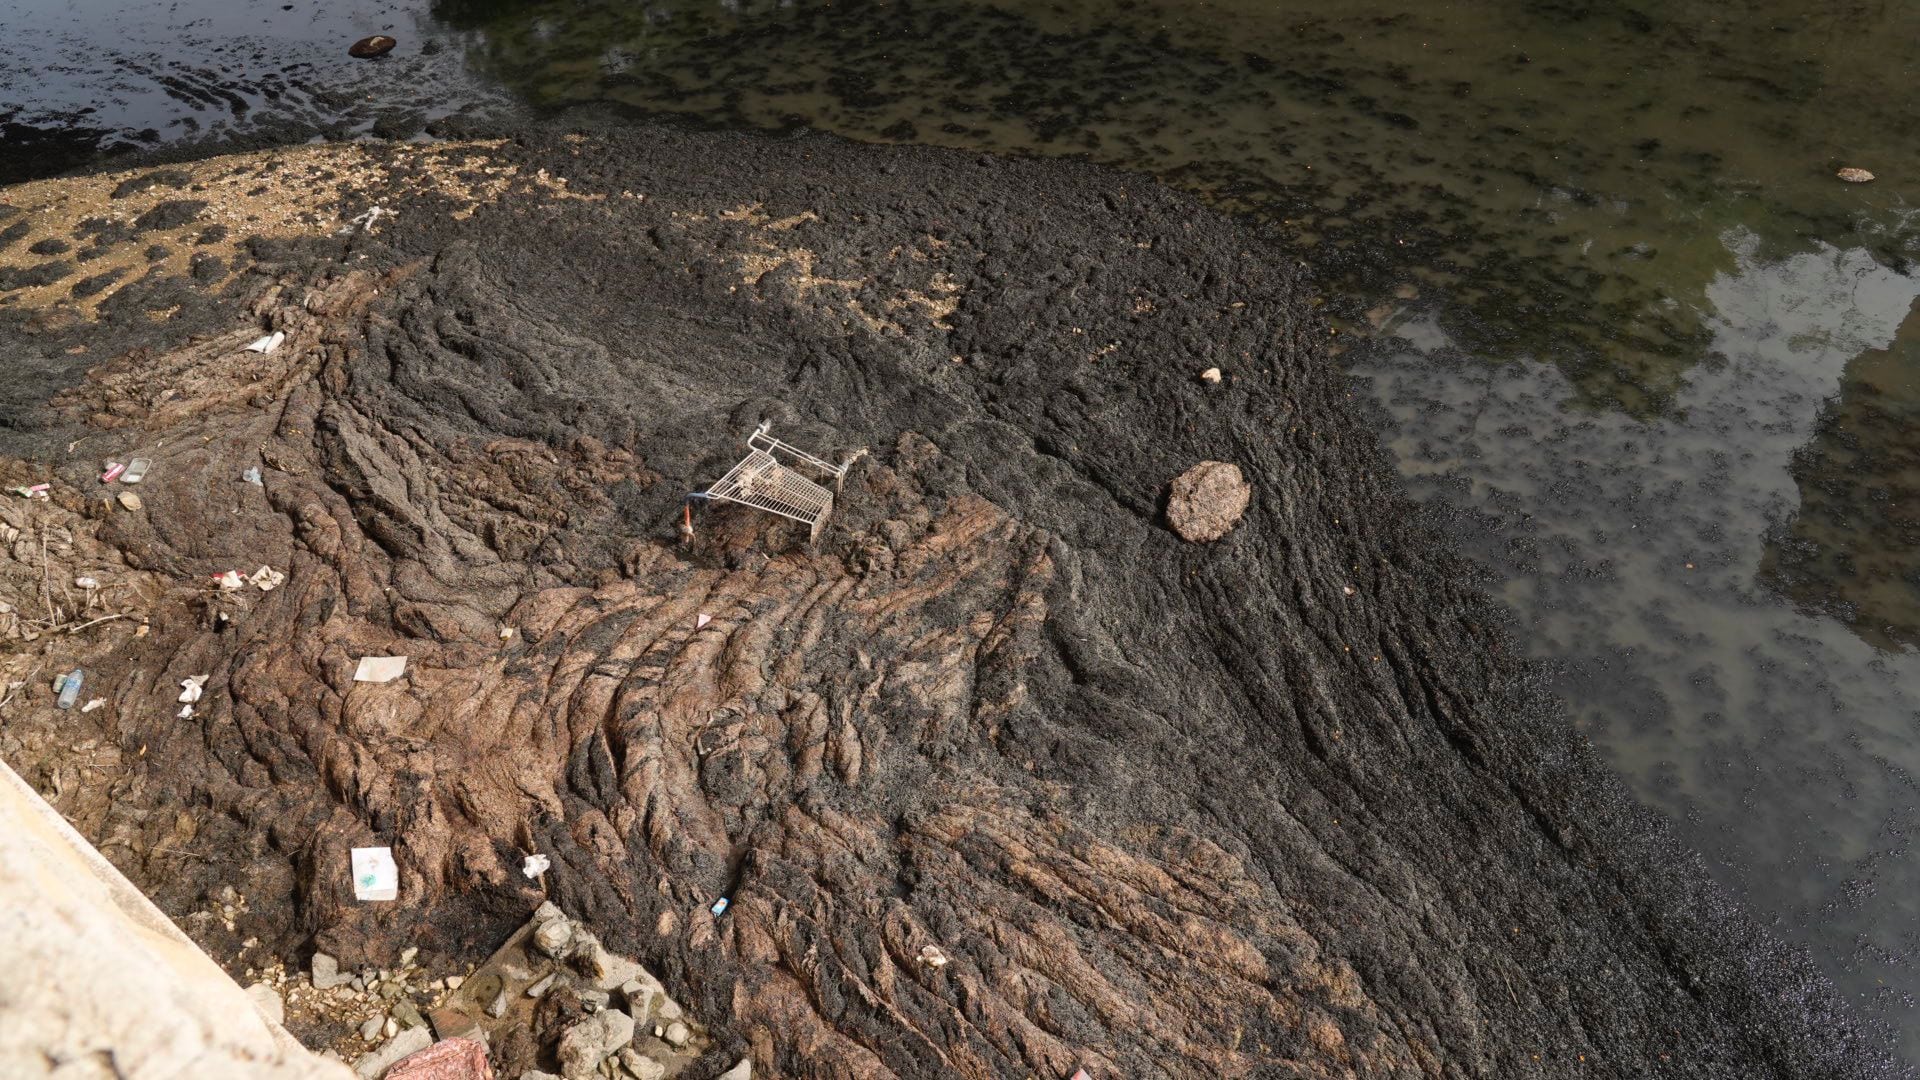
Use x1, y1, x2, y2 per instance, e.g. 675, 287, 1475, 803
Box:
1199, 367, 1221, 383
349, 35, 397, 59
485, 989, 511, 1019
1166, 461, 1251, 543
351, 975, 367, 992
353, 1026, 431, 1079
384, 1018, 398, 1039
557, 1008, 636, 1079
392, 998, 425, 1029
313, 951, 353, 991
717, 1060, 751, 1080
661, 1022, 689, 1049
1837, 167, 1875, 183
579, 987, 610, 1012
400, 946, 419, 966
533, 918, 574, 958
360, 1015, 385, 1041
917, 944, 949, 969
445, 975, 464, 990
653, 997, 680, 1022
617, 1049, 666, 1080
244, 982, 284, 1026
526, 972, 557, 998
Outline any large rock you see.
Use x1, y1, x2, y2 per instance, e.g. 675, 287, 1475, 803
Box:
555, 1010, 635, 1079
354, 1027, 432, 1079
1165, 460, 1251, 542
383, 1038, 494, 1080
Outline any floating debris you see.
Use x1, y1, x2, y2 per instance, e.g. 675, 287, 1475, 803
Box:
241, 466, 263, 486
248, 565, 285, 591
80, 698, 105, 714
100, 462, 126, 483
696, 613, 712, 630
522, 853, 551, 879
709, 897, 730, 917
244, 331, 285, 354
178, 675, 208, 704
121, 458, 152, 484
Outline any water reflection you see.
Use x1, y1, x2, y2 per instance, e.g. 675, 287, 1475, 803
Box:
1356, 231, 1920, 1028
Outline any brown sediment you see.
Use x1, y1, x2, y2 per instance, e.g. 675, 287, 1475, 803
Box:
0, 126, 1895, 1079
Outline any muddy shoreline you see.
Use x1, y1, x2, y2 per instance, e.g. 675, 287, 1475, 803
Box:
0, 124, 1900, 1077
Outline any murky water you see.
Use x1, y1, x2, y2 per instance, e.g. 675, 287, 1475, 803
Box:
6, 0, 1920, 1061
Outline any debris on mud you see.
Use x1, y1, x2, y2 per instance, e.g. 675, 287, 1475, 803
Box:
0, 125, 1899, 1079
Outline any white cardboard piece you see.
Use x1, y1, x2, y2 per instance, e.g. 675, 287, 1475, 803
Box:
696, 613, 712, 630
353, 656, 407, 683
244, 331, 286, 354
521, 853, 551, 879
351, 846, 398, 902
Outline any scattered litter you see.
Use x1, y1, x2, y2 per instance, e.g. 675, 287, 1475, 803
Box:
121, 458, 152, 484
178, 676, 208, 704
696, 613, 712, 630
709, 896, 730, 918
352, 845, 399, 902
214, 570, 246, 591
100, 462, 126, 483
74, 576, 98, 590
917, 944, 949, 969
522, 853, 551, 879
1200, 367, 1222, 384
249, 565, 285, 591
244, 331, 286, 354
1837, 167, 1875, 184
680, 502, 695, 543
117, 492, 143, 512
80, 698, 105, 714
354, 655, 408, 683
55, 669, 83, 710
339, 205, 395, 235
241, 466, 263, 486
498, 626, 515, 640
12, 483, 49, 499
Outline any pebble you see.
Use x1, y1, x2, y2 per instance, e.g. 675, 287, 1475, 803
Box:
525, 971, 557, 998
1166, 460, 1252, 543
360, 1015, 384, 1041
619, 1049, 667, 1080
1837, 167, 1875, 183
662, 1021, 690, 1049
312, 951, 353, 991
383, 1018, 398, 1039
400, 946, 418, 965
116, 492, 142, 513
654, 997, 681, 1021
1200, 367, 1221, 384
532, 916, 574, 958
485, 989, 510, 1019
445, 975, 464, 990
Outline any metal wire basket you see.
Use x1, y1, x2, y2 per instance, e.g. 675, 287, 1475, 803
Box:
702, 423, 853, 540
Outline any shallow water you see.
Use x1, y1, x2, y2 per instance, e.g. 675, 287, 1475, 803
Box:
5, 0, 1920, 1061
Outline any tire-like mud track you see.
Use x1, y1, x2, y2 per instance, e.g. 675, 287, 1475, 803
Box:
0, 127, 1894, 1078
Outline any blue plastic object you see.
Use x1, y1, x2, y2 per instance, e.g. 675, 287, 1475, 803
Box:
710, 897, 730, 917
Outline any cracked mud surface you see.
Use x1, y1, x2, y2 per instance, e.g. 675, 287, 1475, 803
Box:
0, 126, 1898, 1078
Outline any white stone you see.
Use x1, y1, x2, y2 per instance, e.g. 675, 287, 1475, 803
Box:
245, 982, 284, 1026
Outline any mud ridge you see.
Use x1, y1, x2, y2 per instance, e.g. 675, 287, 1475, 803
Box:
0, 125, 1898, 1078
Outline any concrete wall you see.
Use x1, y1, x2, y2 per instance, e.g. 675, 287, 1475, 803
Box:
0, 761, 352, 1080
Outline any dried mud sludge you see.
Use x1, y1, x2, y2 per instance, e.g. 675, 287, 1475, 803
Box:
0, 127, 1897, 1079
